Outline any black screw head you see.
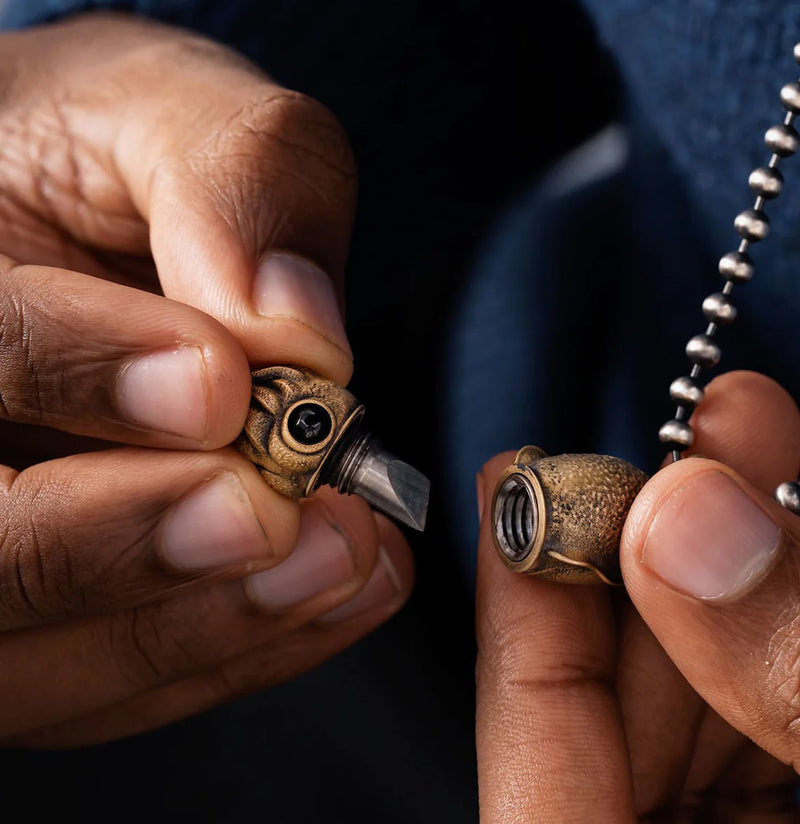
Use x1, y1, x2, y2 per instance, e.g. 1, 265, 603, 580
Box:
286, 403, 333, 446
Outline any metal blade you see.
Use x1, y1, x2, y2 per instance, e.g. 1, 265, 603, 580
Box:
347, 440, 430, 531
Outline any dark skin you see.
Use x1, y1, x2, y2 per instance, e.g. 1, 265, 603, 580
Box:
477, 371, 800, 822
0, 13, 414, 746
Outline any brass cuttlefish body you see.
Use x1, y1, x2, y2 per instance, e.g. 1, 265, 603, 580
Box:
235, 366, 430, 531
492, 446, 648, 585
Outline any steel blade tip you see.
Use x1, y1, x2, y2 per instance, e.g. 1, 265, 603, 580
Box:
348, 445, 430, 531
385, 459, 430, 531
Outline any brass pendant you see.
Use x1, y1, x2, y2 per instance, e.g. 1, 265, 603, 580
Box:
236, 366, 430, 531
491, 446, 648, 584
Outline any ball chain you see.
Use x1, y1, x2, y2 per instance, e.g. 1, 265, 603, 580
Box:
658, 41, 800, 516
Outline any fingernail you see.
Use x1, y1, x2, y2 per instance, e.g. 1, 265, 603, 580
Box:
476, 472, 485, 523
319, 547, 402, 622
642, 471, 780, 600
253, 252, 351, 356
116, 346, 206, 440
245, 507, 355, 609
160, 473, 270, 570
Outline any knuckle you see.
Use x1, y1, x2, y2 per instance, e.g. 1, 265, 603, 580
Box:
245, 89, 356, 181
0, 467, 139, 626
475, 600, 612, 697
0, 283, 42, 420
105, 608, 164, 685
0, 472, 79, 623
0, 268, 118, 427
765, 611, 800, 754
0, 273, 70, 423
104, 598, 216, 687
159, 89, 356, 201
0, 94, 117, 241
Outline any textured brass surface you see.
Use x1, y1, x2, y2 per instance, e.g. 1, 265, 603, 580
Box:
492, 447, 648, 585
235, 366, 363, 498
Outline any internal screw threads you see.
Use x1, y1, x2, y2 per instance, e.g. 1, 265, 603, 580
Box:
660, 43, 800, 514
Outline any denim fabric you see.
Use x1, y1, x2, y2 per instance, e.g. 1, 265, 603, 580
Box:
580, 0, 800, 398
0, 0, 192, 26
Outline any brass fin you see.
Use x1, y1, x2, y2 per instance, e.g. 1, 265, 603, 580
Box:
547, 550, 621, 586
514, 445, 549, 466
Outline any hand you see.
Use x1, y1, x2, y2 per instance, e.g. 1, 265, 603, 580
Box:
475, 370, 800, 822
0, 13, 412, 747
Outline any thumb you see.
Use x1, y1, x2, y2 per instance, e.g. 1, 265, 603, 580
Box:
621, 457, 800, 768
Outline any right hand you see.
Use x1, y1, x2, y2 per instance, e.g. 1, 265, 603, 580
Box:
475, 371, 800, 821
0, 12, 413, 748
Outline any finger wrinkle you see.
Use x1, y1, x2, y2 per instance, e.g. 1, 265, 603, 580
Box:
765, 613, 800, 752
225, 92, 355, 180
176, 91, 298, 162
6, 97, 131, 245
477, 633, 615, 695
477, 588, 613, 662
500, 671, 618, 700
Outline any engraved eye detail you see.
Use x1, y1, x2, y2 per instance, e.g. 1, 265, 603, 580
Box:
236, 366, 363, 499
283, 401, 335, 452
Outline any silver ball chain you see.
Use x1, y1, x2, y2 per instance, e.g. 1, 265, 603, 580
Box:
658, 41, 800, 516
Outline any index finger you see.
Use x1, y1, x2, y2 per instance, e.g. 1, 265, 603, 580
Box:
113, 30, 357, 382
5, 16, 356, 383
476, 453, 636, 823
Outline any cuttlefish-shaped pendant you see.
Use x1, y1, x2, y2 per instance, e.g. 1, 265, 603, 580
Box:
236, 366, 430, 530
491, 446, 648, 584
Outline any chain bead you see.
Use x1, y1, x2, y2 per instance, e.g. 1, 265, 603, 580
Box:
775, 482, 800, 514
749, 166, 784, 198
662, 41, 800, 517
781, 82, 800, 114
686, 334, 721, 367
659, 419, 694, 448
702, 292, 737, 324
718, 250, 754, 283
669, 376, 704, 407
765, 123, 800, 156
734, 208, 770, 241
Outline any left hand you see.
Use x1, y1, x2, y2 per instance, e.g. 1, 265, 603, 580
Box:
0, 13, 414, 748
475, 370, 800, 822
